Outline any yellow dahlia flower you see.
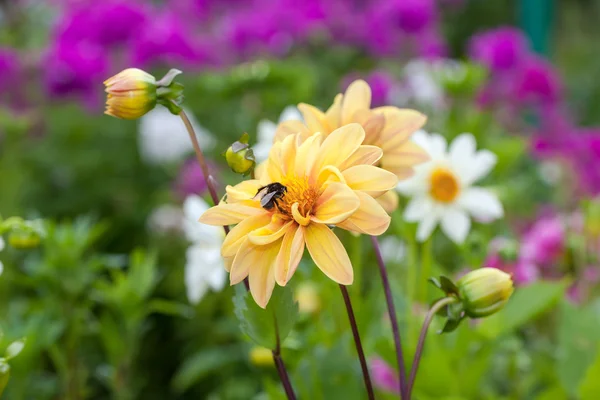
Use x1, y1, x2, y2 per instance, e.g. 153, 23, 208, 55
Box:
274, 79, 429, 210
200, 124, 397, 307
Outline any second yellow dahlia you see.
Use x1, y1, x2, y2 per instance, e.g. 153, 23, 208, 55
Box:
275, 79, 430, 210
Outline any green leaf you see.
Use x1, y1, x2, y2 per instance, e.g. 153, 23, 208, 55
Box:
5, 338, 26, 360
233, 285, 298, 348
171, 345, 246, 394
477, 280, 568, 339
0, 361, 9, 397
579, 347, 600, 400
128, 249, 158, 299
557, 301, 600, 395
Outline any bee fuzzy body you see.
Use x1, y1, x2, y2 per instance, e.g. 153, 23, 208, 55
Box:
254, 183, 287, 211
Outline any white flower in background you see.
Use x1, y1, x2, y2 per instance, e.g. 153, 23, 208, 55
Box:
397, 131, 503, 244
138, 107, 214, 164
253, 106, 302, 162
378, 236, 406, 264
183, 195, 226, 304
147, 204, 184, 234
0, 236, 4, 276
391, 59, 467, 110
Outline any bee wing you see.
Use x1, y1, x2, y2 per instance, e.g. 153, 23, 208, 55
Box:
260, 191, 277, 208
253, 186, 269, 200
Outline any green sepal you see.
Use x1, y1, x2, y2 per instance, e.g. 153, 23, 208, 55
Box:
157, 81, 185, 115
157, 68, 183, 87
429, 275, 459, 296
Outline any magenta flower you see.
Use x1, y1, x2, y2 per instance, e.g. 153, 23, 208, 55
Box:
0, 48, 20, 93
512, 56, 562, 106
176, 159, 211, 198
370, 358, 400, 394
469, 27, 529, 72
520, 215, 565, 267
391, 0, 436, 35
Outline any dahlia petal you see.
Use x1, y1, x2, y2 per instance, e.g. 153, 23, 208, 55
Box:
305, 224, 353, 284
313, 123, 365, 174
221, 213, 272, 257
342, 165, 398, 195
274, 120, 310, 142
226, 180, 263, 203
298, 103, 329, 134
294, 132, 323, 178
337, 191, 391, 235
274, 224, 305, 286
339, 145, 383, 170
232, 239, 281, 308
312, 182, 360, 224
376, 190, 399, 213
373, 107, 427, 149
199, 201, 266, 225
324, 93, 342, 128
341, 80, 371, 125
248, 218, 294, 246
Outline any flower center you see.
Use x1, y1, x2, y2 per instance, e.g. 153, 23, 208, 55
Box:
429, 167, 460, 203
277, 175, 321, 225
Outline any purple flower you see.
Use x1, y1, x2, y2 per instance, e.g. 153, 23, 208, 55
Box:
392, 0, 436, 34
371, 358, 400, 394
0, 48, 20, 93
44, 40, 109, 101
512, 56, 562, 106
56, 1, 149, 47
176, 159, 210, 198
469, 27, 529, 72
520, 215, 565, 267
131, 12, 217, 68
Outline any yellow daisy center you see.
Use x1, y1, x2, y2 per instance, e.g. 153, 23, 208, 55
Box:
429, 167, 460, 203
277, 175, 322, 225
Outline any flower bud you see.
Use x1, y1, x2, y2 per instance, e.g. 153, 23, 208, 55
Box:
104, 68, 157, 120
249, 346, 273, 367
294, 282, 321, 314
457, 267, 514, 318
8, 229, 41, 249
225, 133, 255, 175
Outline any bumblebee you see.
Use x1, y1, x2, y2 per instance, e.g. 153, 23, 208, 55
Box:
254, 183, 287, 211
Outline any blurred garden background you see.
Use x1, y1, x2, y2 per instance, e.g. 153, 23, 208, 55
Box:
1, 0, 600, 398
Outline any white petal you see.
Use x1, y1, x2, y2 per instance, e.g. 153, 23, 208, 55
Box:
462, 150, 497, 185
378, 236, 406, 264
138, 107, 214, 164
416, 213, 439, 242
440, 208, 471, 244
449, 133, 476, 161
396, 167, 430, 195
183, 196, 222, 244
0, 236, 4, 252
428, 133, 448, 160
257, 119, 277, 143
207, 265, 227, 291
0, 260, 3, 276
457, 187, 504, 221
403, 196, 433, 222
279, 106, 303, 123
184, 246, 223, 304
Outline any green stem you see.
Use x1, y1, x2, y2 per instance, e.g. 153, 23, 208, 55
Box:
407, 297, 458, 398
419, 238, 433, 303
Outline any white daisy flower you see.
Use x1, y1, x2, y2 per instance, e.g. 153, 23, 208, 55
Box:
397, 130, 503, 244
253, 106, 302, 162
138, 107, 214, 165
182, 195, 226, 304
